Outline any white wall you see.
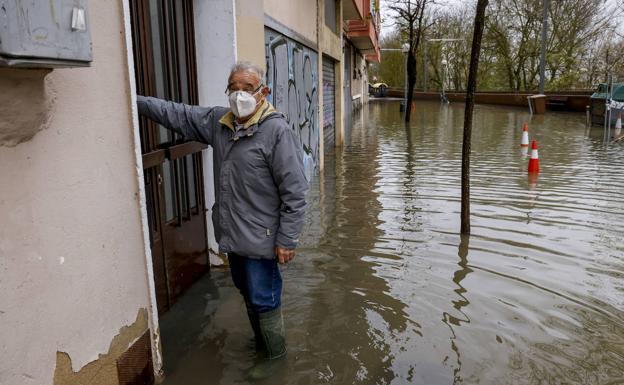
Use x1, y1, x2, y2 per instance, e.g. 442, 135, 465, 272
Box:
194, 0, 238, 264
194, 0, 237, 107
0, 1, 151, 383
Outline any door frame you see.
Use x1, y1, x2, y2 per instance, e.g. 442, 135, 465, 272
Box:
121, 0, 165, 378
122, 0, 164, 381
129, 0, 210, 317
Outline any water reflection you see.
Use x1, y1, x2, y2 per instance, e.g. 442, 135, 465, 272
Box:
302, 104, 402, 384
441, 234, 472, 384
162, 100, 624, 385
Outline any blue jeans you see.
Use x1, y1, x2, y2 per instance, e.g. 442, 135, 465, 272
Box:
228, 253, 282, 314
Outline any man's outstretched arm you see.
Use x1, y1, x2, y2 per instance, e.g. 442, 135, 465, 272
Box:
137, 95, 215, 144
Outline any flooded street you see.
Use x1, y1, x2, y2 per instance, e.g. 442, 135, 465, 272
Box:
161, 100, 624, 385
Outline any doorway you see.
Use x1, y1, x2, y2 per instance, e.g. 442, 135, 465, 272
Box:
129, 0, 209, 314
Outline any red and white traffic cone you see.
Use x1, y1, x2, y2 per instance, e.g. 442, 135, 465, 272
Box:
521, 123, 529, 147
528, 140, 539, 174
528, 172, 539, 188
527, 171, 539, 206
615, 112, 622, 138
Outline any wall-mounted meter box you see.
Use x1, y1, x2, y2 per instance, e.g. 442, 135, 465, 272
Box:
0, 0, 92, 68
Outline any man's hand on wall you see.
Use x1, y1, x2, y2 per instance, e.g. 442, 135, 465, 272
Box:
275, 246, 295, 264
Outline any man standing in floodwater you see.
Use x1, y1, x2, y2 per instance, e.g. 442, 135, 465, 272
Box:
136, 61, 308, 376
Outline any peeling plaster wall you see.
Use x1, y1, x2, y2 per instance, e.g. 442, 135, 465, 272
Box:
53, 309, 148, 385
0, 68, 54, 147
0, 1, 151, 384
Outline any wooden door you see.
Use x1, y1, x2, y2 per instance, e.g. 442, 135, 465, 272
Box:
130, 0, 208, 314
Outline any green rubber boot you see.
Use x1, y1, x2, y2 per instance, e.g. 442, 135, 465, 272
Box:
245, 307, 287, 381
245, 300, 266, 356
258, 307, 286, 359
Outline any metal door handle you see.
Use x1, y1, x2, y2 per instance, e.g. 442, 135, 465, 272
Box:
157, 174, 163, 185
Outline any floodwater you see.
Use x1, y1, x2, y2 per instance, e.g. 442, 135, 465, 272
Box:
160, 100, 624, 385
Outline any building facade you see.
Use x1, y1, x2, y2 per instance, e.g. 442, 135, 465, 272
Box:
344, 0, 381, 115
0, 1, 380, 384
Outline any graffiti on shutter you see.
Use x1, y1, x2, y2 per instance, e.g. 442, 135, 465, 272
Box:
265, 28, 319, 178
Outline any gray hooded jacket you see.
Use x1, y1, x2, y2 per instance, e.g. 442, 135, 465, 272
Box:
137, 96, 308, 259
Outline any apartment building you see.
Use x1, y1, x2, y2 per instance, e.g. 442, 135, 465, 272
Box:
0, 1, 381, 384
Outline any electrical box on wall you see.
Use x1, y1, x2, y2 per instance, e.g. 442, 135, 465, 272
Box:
0, 0, 92, 68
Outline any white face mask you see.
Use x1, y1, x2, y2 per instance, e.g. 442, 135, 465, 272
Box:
228, 89, 261, 118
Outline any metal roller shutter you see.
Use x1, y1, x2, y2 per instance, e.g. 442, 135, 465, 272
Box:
322, 56, 336, 149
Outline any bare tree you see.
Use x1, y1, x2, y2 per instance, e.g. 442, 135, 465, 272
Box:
427, 7, 472, 91
486, 0, 617, 91
387, 0, 431, 121
461, 0, 488, 235
378, 0, 624, 92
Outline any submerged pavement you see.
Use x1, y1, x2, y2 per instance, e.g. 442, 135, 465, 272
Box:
160, 100, 624, 385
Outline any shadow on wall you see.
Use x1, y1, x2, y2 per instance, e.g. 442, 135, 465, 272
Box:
264, 28, 318, 180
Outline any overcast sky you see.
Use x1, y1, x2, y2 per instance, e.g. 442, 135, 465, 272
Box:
379, 0, 465, 38
379, 0, 624, 39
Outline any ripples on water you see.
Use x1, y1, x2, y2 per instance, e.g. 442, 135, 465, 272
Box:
162, 100, 624, 385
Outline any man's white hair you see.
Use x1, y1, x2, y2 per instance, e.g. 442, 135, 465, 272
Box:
229, 61, 266, 85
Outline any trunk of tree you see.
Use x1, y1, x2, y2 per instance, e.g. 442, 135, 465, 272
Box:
405, 52, 417, 121
404, 0, 427, 122
461, 0, 489, 235
506, 62, 515, 90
